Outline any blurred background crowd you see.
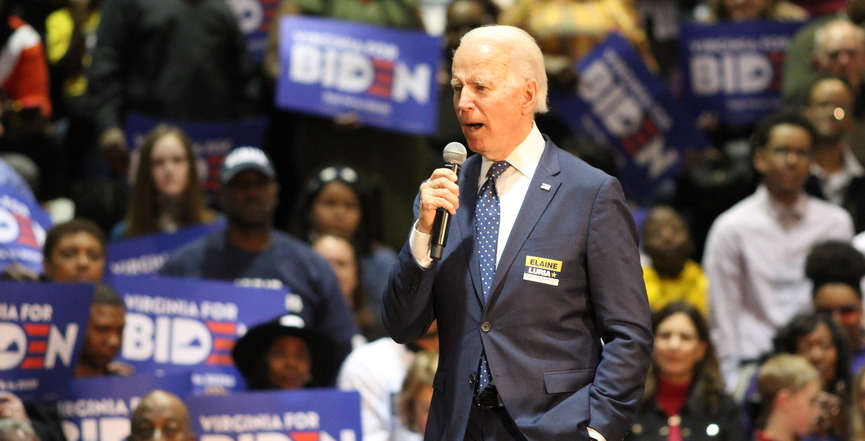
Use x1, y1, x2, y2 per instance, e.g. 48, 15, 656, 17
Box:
6, 0, 865, 440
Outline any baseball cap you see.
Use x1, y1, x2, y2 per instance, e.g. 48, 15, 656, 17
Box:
220, 146, 276, 184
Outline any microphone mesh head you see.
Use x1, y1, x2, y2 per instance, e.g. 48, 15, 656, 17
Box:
443, 142, 468, 165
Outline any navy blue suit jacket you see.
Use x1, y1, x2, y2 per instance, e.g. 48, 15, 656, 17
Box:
383, 137, 652, 441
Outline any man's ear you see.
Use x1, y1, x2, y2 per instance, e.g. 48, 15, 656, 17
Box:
774, 388, 792, 411
521, 79, 538, 115
753, 148, 768, 174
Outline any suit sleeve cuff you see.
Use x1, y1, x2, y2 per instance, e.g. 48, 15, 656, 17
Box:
409, 221, 433, 268
588, 428, 606, 441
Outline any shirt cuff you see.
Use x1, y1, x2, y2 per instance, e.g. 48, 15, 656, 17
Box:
588, 428, 606, 441
409, 221, 433, 268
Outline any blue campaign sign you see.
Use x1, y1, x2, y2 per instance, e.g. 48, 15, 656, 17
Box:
188, 389, 361, 441
111, 276, 290, 392
550, 33, 709, 204
0, 186, 52, 274
276, 16, 442, 135
59, 373, 192, 441
124, 113, 268, 205
0, 283, 92, 402
106, 220, 226, 280
680, 20, 806, 125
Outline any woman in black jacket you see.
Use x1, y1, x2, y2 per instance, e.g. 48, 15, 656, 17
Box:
626, 301, 744, 441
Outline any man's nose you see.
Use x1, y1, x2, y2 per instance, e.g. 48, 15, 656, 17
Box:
457, 90, 475, 111
76, 253, 91, 267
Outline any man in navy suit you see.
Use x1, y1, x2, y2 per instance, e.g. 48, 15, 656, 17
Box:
382, 25, 653, 441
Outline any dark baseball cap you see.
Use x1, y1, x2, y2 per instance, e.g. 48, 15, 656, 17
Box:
220, 146, 276, 184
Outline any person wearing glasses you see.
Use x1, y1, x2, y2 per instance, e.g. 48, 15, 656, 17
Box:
805, 240, 865, 375
803, 75, 865, 233
703, 110, 854, 397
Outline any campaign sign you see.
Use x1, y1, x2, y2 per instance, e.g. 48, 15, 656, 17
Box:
0, 283, 92, 402
106, 220, 226, 280
550, 33, 709, 204
123, 113, 268, 205
680, 20, 806, 125
225, 0, 280, 62
59, 373, 192, 441
276, 16, 442, 135
111, 276, 290, 392
0, 186, 52, 274
188, 389, 361, 441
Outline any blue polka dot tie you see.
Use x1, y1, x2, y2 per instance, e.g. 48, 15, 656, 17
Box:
475, 160, 510, 393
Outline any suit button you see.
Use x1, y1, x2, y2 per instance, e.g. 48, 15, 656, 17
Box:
481, 322, 491, 332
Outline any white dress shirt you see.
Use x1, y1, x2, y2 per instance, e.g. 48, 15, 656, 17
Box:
703, 186, 854, 393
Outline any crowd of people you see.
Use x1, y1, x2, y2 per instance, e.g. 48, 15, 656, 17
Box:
5, 0, 865, 440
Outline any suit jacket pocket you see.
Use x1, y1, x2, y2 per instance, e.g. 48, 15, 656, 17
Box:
543, 368, 595, 394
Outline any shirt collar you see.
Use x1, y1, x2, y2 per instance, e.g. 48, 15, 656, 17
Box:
479, 123, 545, 183
756, 185, 807, 228
810, 144, 865, 179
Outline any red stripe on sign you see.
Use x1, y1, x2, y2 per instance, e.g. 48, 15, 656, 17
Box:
289, 433, 318, 441
20, 357, 43, 369
374, 72, 393, 84
372, 59, 394, 69
206, 321, 236, 335
368, 85, 391, 97
205, 354, 234, 365
23, 324, 49, 336
28, 341, 47, 353
213, 338, 235, 351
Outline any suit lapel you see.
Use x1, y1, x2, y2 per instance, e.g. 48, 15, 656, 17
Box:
458, 155, 485, 306
488, 139, 561, 302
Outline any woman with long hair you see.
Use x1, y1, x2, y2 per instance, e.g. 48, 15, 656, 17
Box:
112, 124, 216, 240
626, 301, 744, 440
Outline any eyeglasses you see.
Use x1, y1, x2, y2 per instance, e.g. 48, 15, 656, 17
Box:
816, 305, 860, 317
766, 147, 812, 161
318, 166, 358, 184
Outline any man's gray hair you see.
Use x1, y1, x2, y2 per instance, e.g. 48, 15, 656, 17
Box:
814, 19, 865, 58
460, 25, 549, 114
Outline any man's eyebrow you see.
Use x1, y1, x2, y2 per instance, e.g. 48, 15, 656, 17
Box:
450, 78, 489, 86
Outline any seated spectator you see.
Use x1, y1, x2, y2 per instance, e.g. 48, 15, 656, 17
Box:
641, 206, 708, 316
805, 240, 865, 374
337, 322, 438, 441
703, 110, 854, 393
231, 315, 336, 390
129, 390, 195, 441
0, 390, 61, 441
802, 75, 865, 233
702, 0, 808, 22
291, 166, 396, 314
76, 282, 130, 377
753, 353, 824, 441
0, 420, 39, 441
311, 235, 384, 342
0, 0, 65, 202
159, 147, 359, 376
112, 124, 217, 240
745, 314, 851, 440
625, 301, 744, 440
43, 218, 105, 282
0, 393, 28, 423
396, 351, 438, 440
2, 217, 106, 282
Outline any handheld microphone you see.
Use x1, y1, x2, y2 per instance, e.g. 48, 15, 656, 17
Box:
430, 142, 467, 260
